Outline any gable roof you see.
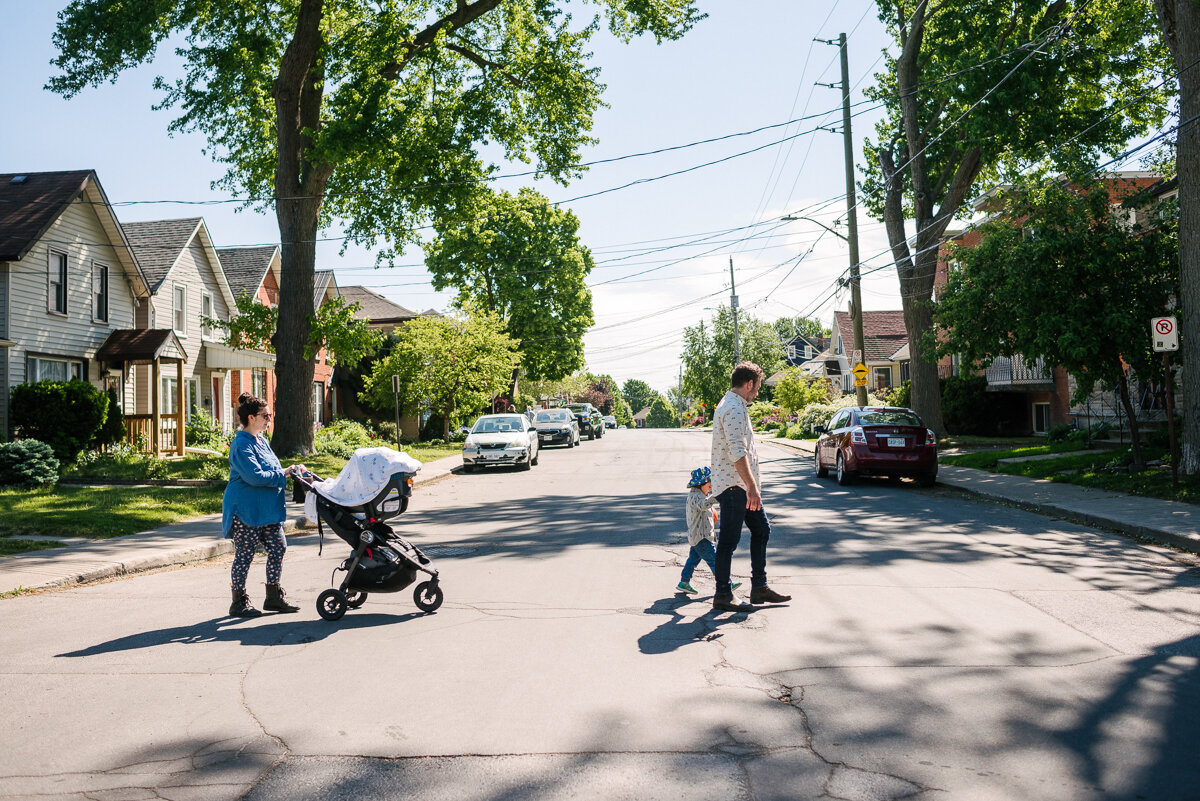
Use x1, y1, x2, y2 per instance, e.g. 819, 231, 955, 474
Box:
314, 269, 338, 308
0, 170, 149, 298
834, 310, 909, 364
95, 328, 187, 365
218, 245, 279, 300
121, 217, 237, 311
339, 286, 418, 324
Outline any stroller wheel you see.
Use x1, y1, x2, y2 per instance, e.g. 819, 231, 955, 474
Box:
317, 589, 348, 621
346, 590, 368, 609
413, 581, 444, 613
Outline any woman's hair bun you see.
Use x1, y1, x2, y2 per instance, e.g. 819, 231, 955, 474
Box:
237, 392, 254, 404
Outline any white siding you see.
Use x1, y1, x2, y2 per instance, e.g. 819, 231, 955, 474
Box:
4, 200, 139, 431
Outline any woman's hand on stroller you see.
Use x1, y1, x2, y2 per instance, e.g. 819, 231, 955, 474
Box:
288, 464, 309, 478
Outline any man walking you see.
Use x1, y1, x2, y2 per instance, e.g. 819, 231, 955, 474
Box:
710, 361, 792, 612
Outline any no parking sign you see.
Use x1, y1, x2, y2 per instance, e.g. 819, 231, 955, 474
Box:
1152, 316, 1179, 352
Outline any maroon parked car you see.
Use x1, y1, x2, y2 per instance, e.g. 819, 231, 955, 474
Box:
814, 406, 938, 487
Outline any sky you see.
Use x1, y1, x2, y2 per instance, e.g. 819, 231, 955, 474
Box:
0, 1, 903, 396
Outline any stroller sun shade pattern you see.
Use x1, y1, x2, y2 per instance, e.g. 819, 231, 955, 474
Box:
293, 447, 442, 621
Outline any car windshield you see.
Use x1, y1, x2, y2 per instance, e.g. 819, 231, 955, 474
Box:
535, 411, 570, 423
566, 405, 588, 413
857, 409, 923, 426
471, 416, 527, 434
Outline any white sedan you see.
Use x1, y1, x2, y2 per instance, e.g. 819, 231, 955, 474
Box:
461, 413, 540, 472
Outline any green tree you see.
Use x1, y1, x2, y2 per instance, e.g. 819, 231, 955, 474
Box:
774, 368, 833, 413
613, 397, 634, 427
620, 379, 657, 415
364, 304, 519, 439
681, 306, 785, 412
426, 188, 594, 380
645, 394, 676, 428
863, 0, 1171, 436
48, 0, 702, 455
207, 294, 381, 368
772, 316, 828, 343
932, 180, 1177, 467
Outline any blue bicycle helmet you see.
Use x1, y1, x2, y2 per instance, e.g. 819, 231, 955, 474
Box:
687, 466, 712, 488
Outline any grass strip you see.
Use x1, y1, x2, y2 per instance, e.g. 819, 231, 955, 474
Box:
0, 539, 68, 556
0, 485, 224, 540
940, 441, 1099, 469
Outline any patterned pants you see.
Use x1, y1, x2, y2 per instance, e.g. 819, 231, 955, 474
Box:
229, 515, 287, 592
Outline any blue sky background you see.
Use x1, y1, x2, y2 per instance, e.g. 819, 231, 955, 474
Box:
1, 1, 902, 394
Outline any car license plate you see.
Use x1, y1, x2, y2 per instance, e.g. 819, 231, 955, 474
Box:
887, 437, 905, 447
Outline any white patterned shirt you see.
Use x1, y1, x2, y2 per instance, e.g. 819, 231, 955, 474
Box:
710, 389, 759, 498
685, 488, 720, 547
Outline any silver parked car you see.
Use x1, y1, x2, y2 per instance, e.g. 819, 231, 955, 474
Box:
462, 414, 540, 472
531, 408, 580, 447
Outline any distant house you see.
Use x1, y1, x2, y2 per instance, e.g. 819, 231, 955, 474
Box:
633, 407, 650, 428
339, 286, 420, 333
782, 333, 825, 368
216, 245, 281, 431
122, 217, 237, 442
814, 310, 910, 396
0, 170, 159, 441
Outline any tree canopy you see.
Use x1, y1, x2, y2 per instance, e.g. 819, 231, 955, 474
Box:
364, 303, 519, 439
933, 179, 1177, 465
425, 188, 594, 380
862, 0, 1172, 435
681, 306, 785, 413
207, 294, 381, 368
620, 379, 658, 415
48, 0, 703, 454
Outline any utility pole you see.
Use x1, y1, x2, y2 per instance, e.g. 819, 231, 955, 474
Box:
819, 32, 867, 405
729, 256, 740, 365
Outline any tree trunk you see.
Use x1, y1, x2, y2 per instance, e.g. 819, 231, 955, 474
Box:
1117, 372, 1144, 470
1156, 0, 1200, 473
901, 261, 946, 436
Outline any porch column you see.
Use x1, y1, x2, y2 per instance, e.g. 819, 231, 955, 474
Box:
151, 357, 161, 455
175, 359, 185, 456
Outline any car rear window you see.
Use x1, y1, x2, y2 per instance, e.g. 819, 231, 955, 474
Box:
858, 409, 922, 426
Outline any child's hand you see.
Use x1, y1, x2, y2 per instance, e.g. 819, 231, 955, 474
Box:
712, 509, 719, 524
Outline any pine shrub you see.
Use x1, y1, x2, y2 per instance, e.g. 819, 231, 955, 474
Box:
0, 439, 59, 486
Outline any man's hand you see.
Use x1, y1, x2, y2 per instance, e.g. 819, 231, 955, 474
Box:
746, 485, 763, 511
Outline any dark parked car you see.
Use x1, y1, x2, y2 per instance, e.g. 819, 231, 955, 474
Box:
814, 406, 937, 487
531, 408, 580, 447
565, 403, 604, 440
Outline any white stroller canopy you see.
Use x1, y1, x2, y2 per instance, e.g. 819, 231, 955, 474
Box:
303, 446, 422, 521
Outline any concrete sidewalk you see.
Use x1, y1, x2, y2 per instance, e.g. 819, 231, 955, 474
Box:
0, 452, 462, 596
762, 435, 1200, 555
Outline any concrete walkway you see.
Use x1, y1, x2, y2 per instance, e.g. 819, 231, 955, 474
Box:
762, 435, 1200, 554
0, 452, 462, 596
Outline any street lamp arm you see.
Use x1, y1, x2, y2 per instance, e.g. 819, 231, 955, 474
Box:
780, 214, 848, 242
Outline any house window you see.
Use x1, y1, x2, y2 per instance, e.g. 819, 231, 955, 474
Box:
28, 356, 82, 382
787, 344, 797, 360
48, 251, 67, 314
900, 361, 911, 384
161, 377, 178, 414
93, 262, 109, 322
313, 381, 325, 425
173, 285, 187, 336
201, 292, 214, 340
874, 366, 892, 392
251, 369, 267, 399
1033, 403, 1051, 435
186, 378, 200, 420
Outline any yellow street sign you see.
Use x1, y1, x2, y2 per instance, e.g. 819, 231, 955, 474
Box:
854, 378, 867, 387
851, 362, 869, 380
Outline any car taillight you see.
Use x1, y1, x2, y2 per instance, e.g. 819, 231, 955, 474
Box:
851, 426, 866, 444
925, 429, 936, 446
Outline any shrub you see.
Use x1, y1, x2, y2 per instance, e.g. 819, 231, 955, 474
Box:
11, 380, 109, 463
881, 380, 911, 409
139, 457, 169, 480
796, 403, 837, 437
0, 439, 59, 486
940, 375, 990, 435
91, 385, 125, 449
1046, 423, 1074, 442
185, 409, 226, 450
367, 419, 400, 445
315, 418, 374, 458
747, 402, 786, 427
198, 459, 227, 482
420, 414, 446, 441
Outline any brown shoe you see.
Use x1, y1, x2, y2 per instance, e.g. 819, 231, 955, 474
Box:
749, 586, 792, 604
713, 595, 756, 613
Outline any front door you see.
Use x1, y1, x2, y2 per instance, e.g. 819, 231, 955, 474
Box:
212, 376, 223, 424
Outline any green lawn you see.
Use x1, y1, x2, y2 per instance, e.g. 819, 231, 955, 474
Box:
938, 441, 1097, 469
0, 538, 70, 555
3, 442, 462, 548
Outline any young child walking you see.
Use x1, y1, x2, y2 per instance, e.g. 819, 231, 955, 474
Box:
677, 466, 740, 594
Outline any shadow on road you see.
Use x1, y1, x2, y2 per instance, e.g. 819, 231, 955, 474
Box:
636, 594, 751, 655
56, 612, 421, 657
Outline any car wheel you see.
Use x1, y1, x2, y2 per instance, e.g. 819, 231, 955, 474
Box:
815, 451, 829, 478
532, 447, 539, 466
836, 452, 854, 486
566, 438, 574, 448
588, 430, 595, 441
917, 472, 937, 488
461, 464, 474, 474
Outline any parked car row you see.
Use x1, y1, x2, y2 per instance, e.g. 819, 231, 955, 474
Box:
813, 406, 938, 487
461, 404, 614, 473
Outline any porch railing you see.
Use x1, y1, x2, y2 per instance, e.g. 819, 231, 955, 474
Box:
124, 414, 185, 455
986, 355, 1052, 385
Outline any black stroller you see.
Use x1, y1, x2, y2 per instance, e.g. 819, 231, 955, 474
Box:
293, 469, 443, 621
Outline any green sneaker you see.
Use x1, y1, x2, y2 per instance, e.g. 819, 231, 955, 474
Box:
676, 581, 697, 594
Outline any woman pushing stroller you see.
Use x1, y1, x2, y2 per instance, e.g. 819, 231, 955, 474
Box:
223, 392, 306, 618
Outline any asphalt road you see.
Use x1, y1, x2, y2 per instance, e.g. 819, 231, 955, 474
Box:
4, 429, 1200, 801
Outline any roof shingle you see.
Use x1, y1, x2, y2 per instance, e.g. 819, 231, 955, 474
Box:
0, 170, 96, 261
218, 246, 278, 300
121, 218, 203, 294
834, 310, 909, 363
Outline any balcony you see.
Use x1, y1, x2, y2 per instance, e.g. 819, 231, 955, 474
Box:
986, 355, 1053, 388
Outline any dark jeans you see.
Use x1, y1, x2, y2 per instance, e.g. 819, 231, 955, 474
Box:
714, 485, 770, 596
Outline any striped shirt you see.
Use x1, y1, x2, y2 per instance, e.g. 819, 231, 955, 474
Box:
710, 389, 759, 497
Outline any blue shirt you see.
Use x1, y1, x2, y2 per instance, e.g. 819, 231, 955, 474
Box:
222, 430, 287, 537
